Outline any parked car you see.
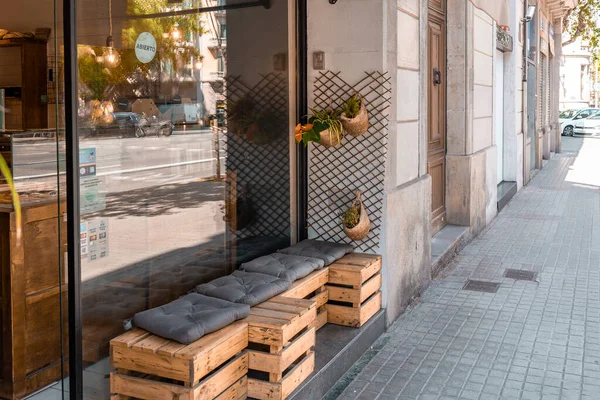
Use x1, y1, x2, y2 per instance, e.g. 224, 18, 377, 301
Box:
560, 108, 600, 136
80, 112, 173, 138
573, 112, 600, 136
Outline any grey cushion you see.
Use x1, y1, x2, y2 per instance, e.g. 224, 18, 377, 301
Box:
193, 270, 291, 306
239, 253, 325, 282
133, 293, 249, 344
278, 239, 354, 265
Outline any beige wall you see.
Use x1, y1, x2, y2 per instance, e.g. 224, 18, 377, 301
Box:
473, 7, 494, 153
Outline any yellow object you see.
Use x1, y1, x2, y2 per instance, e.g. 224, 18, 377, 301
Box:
0, 153, 21, 243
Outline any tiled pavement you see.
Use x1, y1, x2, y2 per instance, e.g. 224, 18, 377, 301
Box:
337, 137, 600, 400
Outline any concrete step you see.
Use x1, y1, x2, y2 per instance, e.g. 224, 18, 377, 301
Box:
431, 224, 469, 277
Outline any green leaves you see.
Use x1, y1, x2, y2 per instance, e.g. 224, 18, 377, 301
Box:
0, 154, 21, 243
302, 128, 321, 145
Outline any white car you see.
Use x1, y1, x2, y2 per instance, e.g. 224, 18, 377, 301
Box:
560, 108, 599, 136
573, 112, 600, 136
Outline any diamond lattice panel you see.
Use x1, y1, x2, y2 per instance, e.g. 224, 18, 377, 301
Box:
308, 71, 391, 253
225, 73, 290, 239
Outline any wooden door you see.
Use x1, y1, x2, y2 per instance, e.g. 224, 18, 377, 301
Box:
427, 5, 447, 235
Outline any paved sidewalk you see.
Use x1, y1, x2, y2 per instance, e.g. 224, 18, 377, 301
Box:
336, 137, 600, 400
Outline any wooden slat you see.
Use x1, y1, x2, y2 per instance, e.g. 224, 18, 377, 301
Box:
112, 346, 191, 382
156, 341, 187, 357
326, 273, 382, 304
110, 353, 248, 400
248, 377, 282, 400
248, 325, 284, 347
110, 329, 151, 348
131, 335, 172, 354
245, 314, 289, 329
280, 268, 329, 299
175, 321, 247, 359
326, 291, 382, 328
337, 253, 381, 266
327, 267, 361, 287
194, 352, 248, 399
254, 301, 308, 315
281, 352, 315, 399
190, 325, 248, 383
110, 371, 191, 400
310, 290, 328, 308
248, 328, 315, 374
281, 306, 316, 344
214, 376, 247, 400
268, 297, 315, 309
312, 310, 328, 330
249, 308, 298, 321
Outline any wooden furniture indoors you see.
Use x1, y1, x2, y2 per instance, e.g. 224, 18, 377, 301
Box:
0, 196, 67, 399
0, 28, 50, 130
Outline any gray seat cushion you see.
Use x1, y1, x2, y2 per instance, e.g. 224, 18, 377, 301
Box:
239, 253, 325, 282
278, 239, 354, 265
193, 270, 291, 306
133, 293, 250, 344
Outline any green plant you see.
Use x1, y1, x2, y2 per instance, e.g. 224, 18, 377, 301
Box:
295, 108, 343, 145
342, 94, 362, 119
0, 154, 21, 242
340, 204, 360, 229
227, 96, 279, 144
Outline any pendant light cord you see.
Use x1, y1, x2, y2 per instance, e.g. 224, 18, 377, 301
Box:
108, 0, 113, 37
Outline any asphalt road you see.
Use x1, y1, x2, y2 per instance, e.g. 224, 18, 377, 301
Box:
12, 130, 225, 193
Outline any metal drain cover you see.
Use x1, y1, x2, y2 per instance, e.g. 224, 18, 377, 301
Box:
504, 269, 537, 281
463, 280, 500, 293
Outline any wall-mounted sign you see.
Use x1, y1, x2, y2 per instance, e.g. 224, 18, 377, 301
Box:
79, 147, 96, 178
135, 32, 157, 64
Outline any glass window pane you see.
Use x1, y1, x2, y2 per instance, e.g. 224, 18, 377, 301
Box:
75, 1, 294, 397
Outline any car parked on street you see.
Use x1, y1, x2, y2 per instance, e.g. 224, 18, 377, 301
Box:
79, 112, 173, 138
573, 111, 600, 136
560, 108, 600, 136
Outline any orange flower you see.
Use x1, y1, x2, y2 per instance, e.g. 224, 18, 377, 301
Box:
295, 124, 304, 143
295, 123, 314, 143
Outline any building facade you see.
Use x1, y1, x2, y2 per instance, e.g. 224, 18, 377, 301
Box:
0, 0, 577, 399
560, 37, 593, 110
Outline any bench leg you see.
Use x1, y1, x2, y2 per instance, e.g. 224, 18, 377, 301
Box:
269, 345, 283, 382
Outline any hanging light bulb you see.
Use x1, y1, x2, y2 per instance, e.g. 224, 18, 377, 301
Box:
171, 22, 181, 40
104, 35, 120, 68
195, 60, 203, 70
100, 0, 119, 67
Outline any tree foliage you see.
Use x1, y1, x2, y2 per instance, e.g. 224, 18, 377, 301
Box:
78, 0, 207, 101
563, 0, 600, 48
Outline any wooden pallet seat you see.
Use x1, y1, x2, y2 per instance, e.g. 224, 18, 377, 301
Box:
278, 268, 329, 330
326, 254, 382, 327
110, 321, 248, 400
246, 297, 317, 400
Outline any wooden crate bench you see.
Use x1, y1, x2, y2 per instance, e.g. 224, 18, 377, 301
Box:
109, 321, 249, 400
326, 254, 382, 328
246, 297, 317, 400
279, 268, 329, 330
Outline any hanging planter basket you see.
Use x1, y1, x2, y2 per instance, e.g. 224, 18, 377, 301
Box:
340, 102, 369, 137
319, 128, 342, 147
342, 191, 371, 241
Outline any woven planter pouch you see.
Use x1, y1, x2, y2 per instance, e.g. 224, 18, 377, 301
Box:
319, 128, 342, 147
343, 191, 371, 241
341, 102, 369, 137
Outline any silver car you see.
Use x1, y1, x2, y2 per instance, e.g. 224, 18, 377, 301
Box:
573, 111, 600, 136
561, 108, 600, 136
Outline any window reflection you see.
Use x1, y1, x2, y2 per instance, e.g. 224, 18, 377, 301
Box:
77, 0, 292, 367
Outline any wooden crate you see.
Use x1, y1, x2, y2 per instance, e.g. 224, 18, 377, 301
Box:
326, 254, 382, 327
110, 321, 248, 400
246, 297, 317, 400
279, 268, 329, 330
0, 198, 68, 399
